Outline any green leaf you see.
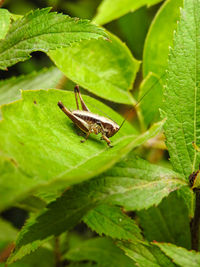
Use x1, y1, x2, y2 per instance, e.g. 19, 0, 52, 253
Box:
177, 186, 195, 218
138, 72, 163, 130
162, 0, 200, 178
83, 204, 142, 241
64, 237, 136, 267
0, 8, 11, 39
117, 7, 151, 60
49, 31, 139, 104
0, 67, 63, 107
118, 240, 176, 267
137, 191, 191, 249
4, 247, 55, 267
93, 0, 163, 26
100, 153, 186, 210
0, 8, 107, 70
0, 89, 165, 211
155, 242, 200, 267
143, 0, 183, 78
8, 150, 185, 263
0, 156, 36, 213
16, 195, 47, 212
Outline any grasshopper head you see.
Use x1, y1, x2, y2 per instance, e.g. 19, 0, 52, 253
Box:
106, 124, 120, 138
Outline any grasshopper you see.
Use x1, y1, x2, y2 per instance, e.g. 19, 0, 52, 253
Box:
58, 85, 120, 147
58, 74, 164, 147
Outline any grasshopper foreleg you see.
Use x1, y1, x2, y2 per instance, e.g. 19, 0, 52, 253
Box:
101, 135, 112, 147
96, 121, 112, 147
80, 132, 90, 143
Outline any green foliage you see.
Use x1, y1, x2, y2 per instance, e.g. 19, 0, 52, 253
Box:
117, 7, 152, 59
49, 32, 139, 104
118, 240, 176, 267
1, 0, 200, 266
143, 0, 183, 78
64, 237, 135, 267
8, 149, 177, 263
2, 247, 55, 267
93, 0, 163, 25
0, 8, 11, 39
138, 72, 163, 129
0, 89, 165, 211
0, 67, 63, 106
137, 191, 191, 248
83, 204, 142, 241
162, 0, 200, 178
155, 243, 200, 267
0, 89, 132, 211
0, 8, 107, 70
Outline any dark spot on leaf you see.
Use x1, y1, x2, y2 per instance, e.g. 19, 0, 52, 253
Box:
33, 100, 37, 104
10, 158, 18, 167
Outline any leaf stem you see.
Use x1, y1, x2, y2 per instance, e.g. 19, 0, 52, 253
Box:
54, 237, 61, 267
191, 190, 200, 251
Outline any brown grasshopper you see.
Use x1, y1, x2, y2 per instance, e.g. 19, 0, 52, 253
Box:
58, 73, 164, 147
58, 85, 120, 147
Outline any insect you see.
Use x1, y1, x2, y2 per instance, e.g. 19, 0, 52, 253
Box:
58, 85, 120, 147
58, 74, 164, 147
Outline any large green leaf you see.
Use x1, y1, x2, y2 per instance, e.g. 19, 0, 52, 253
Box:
0, 89, 165, 211
162, 0, 200, 178
99, 153, 186, 210
155, 243, 200, 267
93, 0, 163, 25
0, 8, 107, 70
7, 151, 185, 263
137, 191, 191, 249
0, 8, 11, 39
64, 237, 135, 267
143, 0, 183, 78
49, 32, 139, 104
0, 67, 63, 106
83, 204, 142, 241
117, 240, 175, 267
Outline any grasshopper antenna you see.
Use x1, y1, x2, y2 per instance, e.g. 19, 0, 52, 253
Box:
117, 72, 166, 131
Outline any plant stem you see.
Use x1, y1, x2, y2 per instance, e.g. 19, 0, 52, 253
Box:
191, 190, 200, 251
54, 237, 61, 267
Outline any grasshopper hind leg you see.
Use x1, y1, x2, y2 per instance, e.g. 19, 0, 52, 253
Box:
74, 85, 90, 111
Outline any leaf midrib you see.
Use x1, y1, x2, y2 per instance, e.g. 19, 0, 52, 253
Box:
192, 0, 198, 172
